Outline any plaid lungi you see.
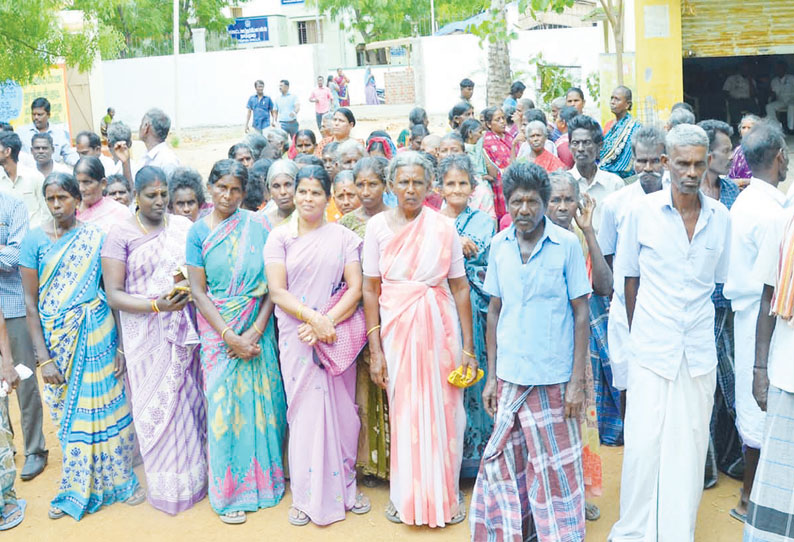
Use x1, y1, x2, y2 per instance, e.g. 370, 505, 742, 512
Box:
469, 381, 585, 542
744, 386, 794, 542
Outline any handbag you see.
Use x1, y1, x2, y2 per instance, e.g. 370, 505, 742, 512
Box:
313, 282, 367, 376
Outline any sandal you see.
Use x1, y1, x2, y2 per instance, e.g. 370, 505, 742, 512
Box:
0, 500, 25, 531
288, 506, 310, 526
385, 501, 402, 524
126, 485, 146, 506
350, 493, 371, 515
585, 501, 601, 521
448, 491, 467, 525
220, 510, 247, 525
48, 505, 65, 520
729, 508, 747, 523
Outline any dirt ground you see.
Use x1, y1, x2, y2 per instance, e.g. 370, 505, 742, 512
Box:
3, 114, 749, 540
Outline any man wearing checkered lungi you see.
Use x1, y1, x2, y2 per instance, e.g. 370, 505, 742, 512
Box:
469, 162, 591, 542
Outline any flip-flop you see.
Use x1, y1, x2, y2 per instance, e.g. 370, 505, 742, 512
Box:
447, 492, 467, 525
585, 501, 601, 521
350, 493, 371, 515
288, 506, 309, 526
385, 501, 402, 524
48, 505, 66, 520
220, 510, 247, 525
126, 486, 146, 506
729, 508, 746, 523
0, 500, 25, 531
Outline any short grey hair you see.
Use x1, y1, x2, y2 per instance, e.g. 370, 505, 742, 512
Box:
525, 120, 547, 139
438, 154, 475, 187
742, 119, 787, 171
263, 127, 289, 153
388, 151, 435, 186
337, 139, 366, 158
107, 121, 132, 147
667, 108, 696, 129
665, 123, 709, 152
321, 111, 334, 123
333, 169, 355, 188
266, 159, 299, 189
551, 96, 566, 109
631, 125, 666, 154
142, 108, 171, 141
548, 170, 580, 200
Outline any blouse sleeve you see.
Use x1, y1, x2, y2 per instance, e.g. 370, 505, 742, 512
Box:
448, 230, 466, 279
361, 218, 382, 277
263, 227, 286, 265
18, 229, 41, 269
343, 227, 362, 265
185, 222, 206, 267
101, 224, 128, 261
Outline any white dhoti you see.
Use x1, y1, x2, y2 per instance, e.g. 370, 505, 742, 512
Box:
607, 295, 629, 390
734, 300, 766, 449
766, 97, 794, 130
609, 357, 716, 542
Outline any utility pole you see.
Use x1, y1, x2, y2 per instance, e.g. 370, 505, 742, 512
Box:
430, 0, 436, 34
173, 0, 180, 135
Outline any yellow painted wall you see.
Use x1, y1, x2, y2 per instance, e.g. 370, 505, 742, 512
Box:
633, 0, 682, 126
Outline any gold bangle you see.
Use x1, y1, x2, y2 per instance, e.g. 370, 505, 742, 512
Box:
462, 349, 476, 359
151, 299, 160, 313
366, 325, 381, 337
117, 347, 125, 355
327, 314, 336, 326
252, 322, 263, 335
38, 359, 54, 369
221, 326, 232, 341
296, 305, 304, 322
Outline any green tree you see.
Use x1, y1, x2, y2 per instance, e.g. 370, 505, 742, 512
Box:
0, 0, 121, 84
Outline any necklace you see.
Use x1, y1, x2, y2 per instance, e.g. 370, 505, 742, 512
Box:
136, 211, 166, 234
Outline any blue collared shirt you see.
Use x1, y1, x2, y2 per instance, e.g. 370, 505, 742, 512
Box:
0, 193, 29, 319
247, 94, 273, 130
274, 92, 298, 124
484, 217, 592, 386
19, 123, 78, 166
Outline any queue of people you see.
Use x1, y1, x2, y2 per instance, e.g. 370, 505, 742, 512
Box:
0, 78, 790, 542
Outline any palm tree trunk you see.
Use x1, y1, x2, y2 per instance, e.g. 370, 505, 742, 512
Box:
486, 0, 511, 107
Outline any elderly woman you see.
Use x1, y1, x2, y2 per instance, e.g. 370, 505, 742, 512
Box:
260, 159, 298, 230
265, 165, 369, 526
20, 173, 142, 520
169, 167, 207, 222
363, 151, 475, 527
74, 156, 132, 232
545, 170, 613, 521
263, 127, 290, 159
106, 174, 133, 207
728, 113, 760, 183
517, 120, 566, 172
329, 170, 360, 222
338, 157, 390, 483
315, 108, 359, 158
186, 160, 287, 524
437, 154, 495, 478
102, 166, 207, 515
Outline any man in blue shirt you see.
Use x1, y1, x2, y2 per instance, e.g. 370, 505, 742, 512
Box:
19, 97, 77, 166
244, 80, 273, 134
470, 162, 591, 542
273, 79, 300, 137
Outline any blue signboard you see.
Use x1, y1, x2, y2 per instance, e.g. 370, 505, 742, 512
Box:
227, 17, 269, 43
0, 81, 23, 123
281, 0, 304, 4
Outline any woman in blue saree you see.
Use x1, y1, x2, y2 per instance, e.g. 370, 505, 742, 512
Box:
20, 173, 142, 521
438, 154, 495, 477
186, 159, 287, 525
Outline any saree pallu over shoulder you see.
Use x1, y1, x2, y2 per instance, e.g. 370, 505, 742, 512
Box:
600, 114, 638, 179
378, 209, 466, 527
37, 225, 139, 520
120, 219, 208, 514
197, 210, 287, 515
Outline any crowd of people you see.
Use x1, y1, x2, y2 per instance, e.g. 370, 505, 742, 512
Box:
0, 72, 790, 542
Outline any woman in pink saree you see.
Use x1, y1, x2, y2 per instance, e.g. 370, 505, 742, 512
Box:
74, 156, 132, 233
102, 166, 207, 514
362, 151, 477, 527
480, 107, 514, 222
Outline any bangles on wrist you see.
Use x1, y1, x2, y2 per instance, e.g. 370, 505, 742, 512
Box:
221, 326, 232, 341
38, 359, 54, 369
462, 349, 476, 359
366, 325, 380, 337
151, 299, 160, 313
253, 322, 264, 335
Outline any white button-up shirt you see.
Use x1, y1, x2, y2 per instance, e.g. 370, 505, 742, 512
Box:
724, 178, 788, 312
723, 74, 752, 99
771, 74, 794, 101
753, 208, 794, 393
134, 142, 180, 178
570, 165, 625, 234
0, 165, 49, 228
614, 187, 731, 380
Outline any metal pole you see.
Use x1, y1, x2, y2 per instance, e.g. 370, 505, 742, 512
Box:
430, 0, 436, 34
173, 0, 179, 135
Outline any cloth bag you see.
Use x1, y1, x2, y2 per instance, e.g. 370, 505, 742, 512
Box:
313, 283, 366, 376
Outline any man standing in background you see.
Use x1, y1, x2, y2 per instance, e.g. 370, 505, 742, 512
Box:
274, 80, 300, 138
19, 98, 77, 166
245, 80, 273, 135
309, 76, 332, 131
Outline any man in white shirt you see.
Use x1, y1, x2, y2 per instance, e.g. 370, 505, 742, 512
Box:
598, 125, 666, 391
745, 205, 794, 542
765, 60, 794, 132
723, 62, 759, 128
31, 133, 71, 179
609, 124, 731, 542
0, 132, 49, 228
19, 97, 78, 166
567, 114, 625, 233
136, 108, 180, 178
75, 131, 116, 174
106, 121, 133, 182
723, 120, 789, 521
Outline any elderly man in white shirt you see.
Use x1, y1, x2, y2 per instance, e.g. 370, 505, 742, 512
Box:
135, 108, 180, 178
723, 120, 789, 522
567, 114, 625, 233
598, 125, 667, 391
744, 206, 794, 542
609, 124, 731, 542
765, 60, 794, 132
723, 63, 759, 128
